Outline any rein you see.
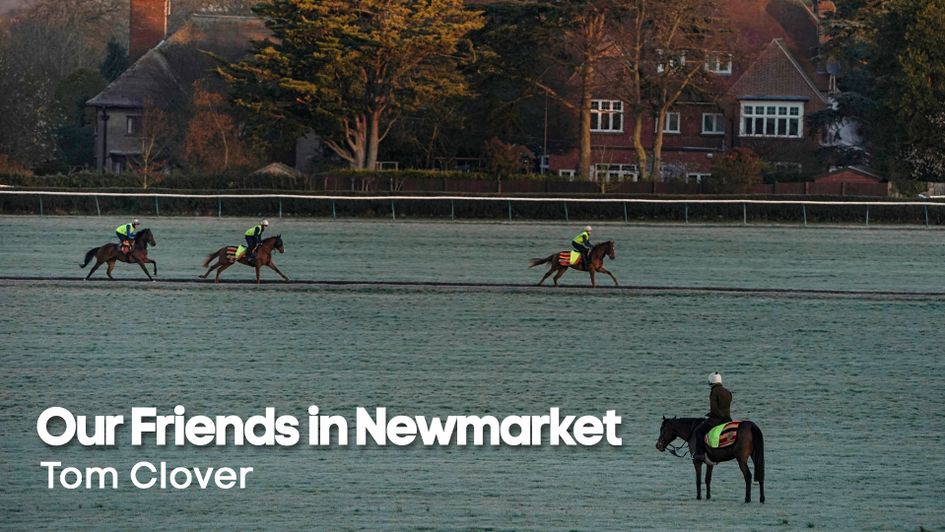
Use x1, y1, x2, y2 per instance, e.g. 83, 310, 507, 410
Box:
666, 440, 691, 459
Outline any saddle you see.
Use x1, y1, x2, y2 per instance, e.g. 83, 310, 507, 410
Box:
705, 420, 741, 449
558, 250, 583, 267
119, 240, 134, 254
228, 245, 256, 264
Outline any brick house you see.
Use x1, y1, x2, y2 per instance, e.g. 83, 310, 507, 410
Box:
87, 0, 268, 172
548, 0, 833, 182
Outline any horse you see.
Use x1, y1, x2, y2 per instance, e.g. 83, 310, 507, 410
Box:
200, 235, 289, 284
528, 240, 618, 287
80, 228, 157, 281
655, 416, 765, 503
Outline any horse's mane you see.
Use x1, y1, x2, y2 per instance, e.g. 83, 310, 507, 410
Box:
263, 234, 282, 242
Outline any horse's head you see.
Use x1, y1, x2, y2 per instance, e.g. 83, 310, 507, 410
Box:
656, 416, 679, 452
138, 228, 156, 247
274, 235, 284, 254
605, 240, 615, 260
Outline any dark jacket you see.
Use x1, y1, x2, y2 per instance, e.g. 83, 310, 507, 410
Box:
709, 384, 732, 421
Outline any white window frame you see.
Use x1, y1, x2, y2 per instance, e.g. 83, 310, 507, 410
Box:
705, 52, 733, 75
657, 50, 686, 73
701, 113, 725, 135
740, 101, 804, 138
126, 115, 140, 136
656, 112, 681, 134
591, 100, 624, 133
558, 169, 575, 179
686, 172, 711, 184
594, 163, 639, 182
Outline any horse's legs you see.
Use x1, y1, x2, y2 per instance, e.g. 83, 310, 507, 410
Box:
589, 269, 597, 287
537, 265, 555, 286
214, 262, 232, 283
266, 261, 289, 281
147, 258, 157, 276
134, 259, 154, 281
201, 261, 223, 278
597, 265, 619, 286
255, 265, 262, 284
86, 260, 104, 280
705, 464, 714, 500
106, 260, 116, 280
552, 267, 567, 287
737, 455, 753, 503
693, 460, 703, 500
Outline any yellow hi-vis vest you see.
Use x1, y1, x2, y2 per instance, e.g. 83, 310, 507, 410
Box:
573, 231, 590, 246
245, 225, 264, 237
116, 223, 136, 237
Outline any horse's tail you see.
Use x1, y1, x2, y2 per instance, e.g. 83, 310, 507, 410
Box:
80, 247, 99, 268
529, 254, 554, 268
750, 421, 764, 483
202, 248, 224, 268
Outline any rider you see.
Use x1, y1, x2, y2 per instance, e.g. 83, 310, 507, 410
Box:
244, 219, 269, 260
572, 225, 593, 268
115, 218, 141, 254
692, 371, 733, 465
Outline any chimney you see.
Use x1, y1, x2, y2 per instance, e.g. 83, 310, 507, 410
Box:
129, 0, 170, 62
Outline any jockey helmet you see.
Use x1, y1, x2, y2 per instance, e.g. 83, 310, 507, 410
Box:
262, 219, 270, 226
708, 372, 722, 385
584, 225, 593, 232
132, 218, 140, 226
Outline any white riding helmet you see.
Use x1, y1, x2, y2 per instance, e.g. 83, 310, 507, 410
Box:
262, 219, 270, 226
584, 225, 593, 232
132, 218, 140, 225
708, 372, 723, 385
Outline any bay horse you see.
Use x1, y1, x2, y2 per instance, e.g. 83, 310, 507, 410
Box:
200, 235, 288, 284
655, 416, 765, 503
80, 228, 157, 281
528, 240, 618, 287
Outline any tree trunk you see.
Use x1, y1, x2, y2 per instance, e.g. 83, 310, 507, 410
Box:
632, 114, 649, 181
366, 109, 381, 171
577, 60, 594, 180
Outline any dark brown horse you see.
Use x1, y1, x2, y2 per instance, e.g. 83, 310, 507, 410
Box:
80, 228, 157, 280
200, 235, 288, 284
656, 416, 765, 503
528, 240, 618, 287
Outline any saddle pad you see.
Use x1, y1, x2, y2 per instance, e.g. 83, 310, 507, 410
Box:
558, 251, 581, 266
706, 420, 741, 449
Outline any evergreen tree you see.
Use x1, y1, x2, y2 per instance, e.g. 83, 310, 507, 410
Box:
100, 38, 128, 82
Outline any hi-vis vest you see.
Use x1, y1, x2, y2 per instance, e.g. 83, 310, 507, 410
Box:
245, 225, 264, 237
116, 223, 136, 237
573, 231, 590, 246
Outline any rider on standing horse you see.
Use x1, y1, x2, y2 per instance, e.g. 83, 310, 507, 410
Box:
572, 225, 593, 269
692, 371, 733, 465
245, 219, 269, 261
115, 218, 141, 255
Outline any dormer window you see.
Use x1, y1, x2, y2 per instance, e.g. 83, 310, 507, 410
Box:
705, 52, 732, 75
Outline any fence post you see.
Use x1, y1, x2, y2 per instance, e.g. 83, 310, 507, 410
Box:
564, 202, 569, 222
278, 199, 283, 219
331, 200, 336, 219
154, 197, 160, 216
802, 204, 807, 226
391, 200, 396, 221
685, 204, 689, 224
217, 198, 222, 218
865, 206, 869, 226
95, 195, 101, 216
743, 202, 747, 225
623, 203, 628, 223
450, 199, 455, 221
925, 205, 929, 227
39, 196, 43, 216
507, 200, 512, 222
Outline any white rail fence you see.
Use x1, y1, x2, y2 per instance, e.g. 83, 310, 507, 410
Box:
2, 190, 944, 225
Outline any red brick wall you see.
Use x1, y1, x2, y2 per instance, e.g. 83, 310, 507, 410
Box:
130, 0, 169, 62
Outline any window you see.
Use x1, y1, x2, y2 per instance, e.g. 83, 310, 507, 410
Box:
686, 172, 711, 184
558, 169, 575, 178
702, 113, 725, 135
740, 102, 803, 138
657, 50, 686, 73
126, 116, 140, 136
705, 53, 732, 75
591, 100, 623, 132
594, 164, 638, 182
656, 112, 680, 134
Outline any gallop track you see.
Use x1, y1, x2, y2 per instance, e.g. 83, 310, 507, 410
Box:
2, 276, 943, 300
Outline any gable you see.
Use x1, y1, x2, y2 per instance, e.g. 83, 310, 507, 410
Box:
727, 39, 826, 105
